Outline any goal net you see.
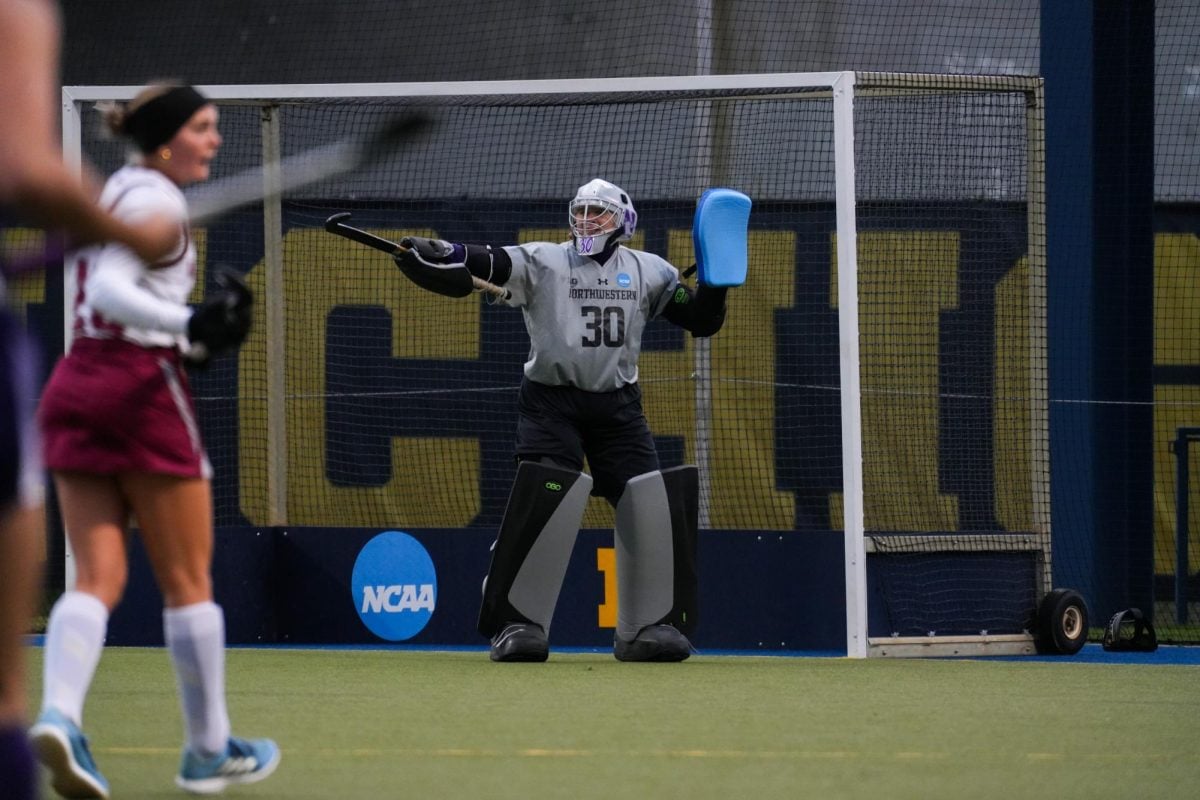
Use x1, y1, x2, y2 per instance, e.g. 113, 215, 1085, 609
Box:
62, 72, 1047, 656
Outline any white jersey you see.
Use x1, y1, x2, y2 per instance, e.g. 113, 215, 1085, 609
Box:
500, 241, 681, 392
70, 165, 193, 349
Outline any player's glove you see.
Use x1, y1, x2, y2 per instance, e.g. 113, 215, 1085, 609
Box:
186, 270, 254, 364
393, 236, 474, 298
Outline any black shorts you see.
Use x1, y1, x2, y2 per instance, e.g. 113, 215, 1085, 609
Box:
516, 378, 659, 502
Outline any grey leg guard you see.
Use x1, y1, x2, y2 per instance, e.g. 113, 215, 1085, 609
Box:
614, 465, 699, 643
477, 461, 591, 638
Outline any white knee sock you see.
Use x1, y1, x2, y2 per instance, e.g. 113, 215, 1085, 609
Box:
40, 591, 108, 727
163, 602, 231, 757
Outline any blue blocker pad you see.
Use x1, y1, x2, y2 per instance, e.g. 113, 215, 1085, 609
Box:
692, 188, 751, 287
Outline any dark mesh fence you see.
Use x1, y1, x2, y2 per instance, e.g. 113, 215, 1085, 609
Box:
7, 1, 1194, 643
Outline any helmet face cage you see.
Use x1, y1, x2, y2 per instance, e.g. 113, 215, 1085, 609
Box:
569, 199, 622, 238
568, 179, 636, 255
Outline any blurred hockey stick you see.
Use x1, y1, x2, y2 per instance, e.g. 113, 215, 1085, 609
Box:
188, 112, 430, 226
323, 212, 510, 300
1, 112, 432, 279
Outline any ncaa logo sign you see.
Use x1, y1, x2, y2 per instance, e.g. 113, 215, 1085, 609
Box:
617, 273, 632, 288
351, 531, 437, 641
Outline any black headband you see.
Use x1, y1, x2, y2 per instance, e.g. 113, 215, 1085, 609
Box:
123, 86, 209, 153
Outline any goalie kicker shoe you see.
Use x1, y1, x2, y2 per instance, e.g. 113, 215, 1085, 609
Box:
490, 622, 550, 662
29, 708, 110, 799
176, 735, 280, 794
614, 624, 693, 662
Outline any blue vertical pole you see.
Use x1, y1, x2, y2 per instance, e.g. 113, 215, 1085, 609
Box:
1042, 1, 1156, 622
1043, 0, 1097, 608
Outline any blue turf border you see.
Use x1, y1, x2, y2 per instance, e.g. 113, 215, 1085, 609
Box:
25, 637, 1200, 664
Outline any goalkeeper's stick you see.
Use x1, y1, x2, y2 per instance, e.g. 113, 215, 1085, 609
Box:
1, 113, 432, 278
323, 212, 510, 299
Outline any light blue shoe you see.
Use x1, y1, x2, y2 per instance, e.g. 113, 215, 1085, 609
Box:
28, 708, 109, 799
175, 736, 280, 795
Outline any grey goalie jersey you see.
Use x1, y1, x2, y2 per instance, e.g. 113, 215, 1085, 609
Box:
500, 241, 681, 392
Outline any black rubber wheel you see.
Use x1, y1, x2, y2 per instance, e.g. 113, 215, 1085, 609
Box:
1035, 588, 1089, 655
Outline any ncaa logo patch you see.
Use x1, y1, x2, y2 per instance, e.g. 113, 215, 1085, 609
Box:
617, 273, 631, 288
351, 531, 437, 641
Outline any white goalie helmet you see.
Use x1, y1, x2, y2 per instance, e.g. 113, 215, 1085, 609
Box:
568, 178, 637, 256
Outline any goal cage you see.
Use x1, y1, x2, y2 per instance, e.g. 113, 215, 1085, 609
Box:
62, 72, 1048, 658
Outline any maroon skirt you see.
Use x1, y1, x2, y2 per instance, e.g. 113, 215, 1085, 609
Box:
38, 336, 211, 479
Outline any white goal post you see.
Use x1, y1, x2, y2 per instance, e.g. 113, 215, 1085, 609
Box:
61, 72, 1047, 658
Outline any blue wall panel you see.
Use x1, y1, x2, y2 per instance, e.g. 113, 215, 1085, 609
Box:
106, 526, 847, 652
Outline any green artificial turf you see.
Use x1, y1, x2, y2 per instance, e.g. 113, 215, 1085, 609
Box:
26, 648, 1200, 799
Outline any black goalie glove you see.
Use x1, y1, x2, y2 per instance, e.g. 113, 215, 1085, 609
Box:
186, 270, 254, 364
393, 236, 474, 298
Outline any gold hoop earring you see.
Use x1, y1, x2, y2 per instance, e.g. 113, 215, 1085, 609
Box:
160, 148, 172, 161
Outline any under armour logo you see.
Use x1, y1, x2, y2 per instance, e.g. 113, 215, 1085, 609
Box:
598, 278, 609, 285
